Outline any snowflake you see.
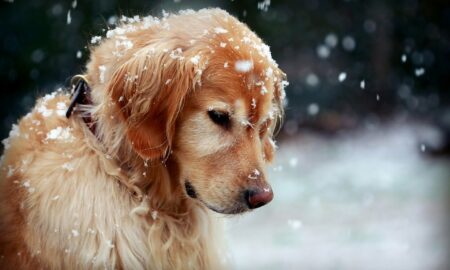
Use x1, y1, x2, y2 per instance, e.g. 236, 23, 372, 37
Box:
235, 60, 253, 73
214, 27, 228, 34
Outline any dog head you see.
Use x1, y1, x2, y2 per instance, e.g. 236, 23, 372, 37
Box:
100, 9, 287, 214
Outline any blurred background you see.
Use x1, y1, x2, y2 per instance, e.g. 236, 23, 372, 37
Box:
1, 0, 449, 269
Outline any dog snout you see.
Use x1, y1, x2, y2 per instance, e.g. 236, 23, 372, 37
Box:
244, 185, 273, 209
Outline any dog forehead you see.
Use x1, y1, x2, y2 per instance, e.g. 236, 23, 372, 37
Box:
194, 73, 273, 125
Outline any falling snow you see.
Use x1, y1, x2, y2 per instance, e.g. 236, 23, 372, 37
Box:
342, 36, 356, 51
415, 68, 425, 77
360, 80, 366, 89
305, 73, 319, 87
338, 72, 347, 82
324, 33, 338, 48
316, 45, 330, 59
288, 157, 298, 167
257, 0, 271, 12
287, 219, 302, 230
307, 103, 320, 116
420, 144, 426, 152
401, 54, 407, 63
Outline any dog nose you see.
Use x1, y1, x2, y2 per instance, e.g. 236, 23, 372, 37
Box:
244, 187, 274, 209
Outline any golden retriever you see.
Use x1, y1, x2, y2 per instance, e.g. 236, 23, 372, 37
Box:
0, 8, 286, 270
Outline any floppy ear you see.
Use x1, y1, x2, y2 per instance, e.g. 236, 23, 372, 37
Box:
107, 48, 203, 159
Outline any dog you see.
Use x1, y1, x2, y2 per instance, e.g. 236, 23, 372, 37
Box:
0, 8, 286, 269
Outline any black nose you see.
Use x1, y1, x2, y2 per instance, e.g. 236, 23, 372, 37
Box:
244, 187, 274, 209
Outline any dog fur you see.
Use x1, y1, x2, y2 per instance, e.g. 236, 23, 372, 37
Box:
0, 8, 286, 270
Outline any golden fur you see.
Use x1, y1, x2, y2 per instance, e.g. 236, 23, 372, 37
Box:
0, 8, 286, 270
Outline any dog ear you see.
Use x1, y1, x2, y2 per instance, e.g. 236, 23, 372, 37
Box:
107, 48, 203, 160
263, 69, 287, 163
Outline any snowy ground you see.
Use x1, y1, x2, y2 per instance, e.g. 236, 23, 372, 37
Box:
225, 121, 450, 270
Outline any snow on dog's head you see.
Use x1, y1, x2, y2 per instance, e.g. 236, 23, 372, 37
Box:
86, 8, 287, 214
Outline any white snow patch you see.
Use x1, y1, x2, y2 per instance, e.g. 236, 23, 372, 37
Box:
22, 181, 35, 193
265, 67, 273, 78
224, 61, 229, 68
151, 210, 158, 220
251, 98, 257, 109
242, 36, 251, 44
98, 65, 106, 84
248, 169, 260, 180
220, 42, 227, 48
115, 39, 133, 52
106, 240, 115, 249
260, 85, 268, 95
214, 27, 228, 34
360, 80, 366, 89
56, 102, 67, 116
76, 50, 82, 58
46, 127, 75, 142
37, 104, 53, 117
190, 55, 201, 65
9, 124, 20, 138
235, 60, 253, 73
91, 36, 102, 44
169, 48, 184, 60
2, 124, 20, 150
7, 166, 15, 177
71, 230, 79, 237
62, 162, 74, 171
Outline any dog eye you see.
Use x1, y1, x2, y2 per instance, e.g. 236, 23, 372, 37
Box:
208, 110, 230, 128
